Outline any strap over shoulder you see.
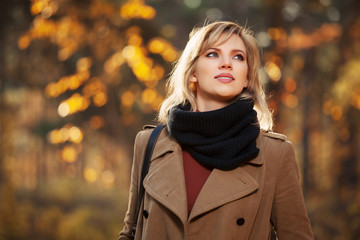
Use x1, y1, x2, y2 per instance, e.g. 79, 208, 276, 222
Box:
133, 124, 165, 237
263, 131, 287, 141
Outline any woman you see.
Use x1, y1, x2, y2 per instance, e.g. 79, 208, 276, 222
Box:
119, 21, 314, 240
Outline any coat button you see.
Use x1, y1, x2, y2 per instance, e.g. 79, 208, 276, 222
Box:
236, 218, 245, 226
143, 210, 149, 219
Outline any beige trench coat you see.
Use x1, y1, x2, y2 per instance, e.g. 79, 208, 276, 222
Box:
119, 127, 314, 240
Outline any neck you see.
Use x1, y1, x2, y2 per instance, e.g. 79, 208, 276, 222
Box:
196, 98, 235, 112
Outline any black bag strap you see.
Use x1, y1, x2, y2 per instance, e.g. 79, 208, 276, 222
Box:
132, 124, 165, 237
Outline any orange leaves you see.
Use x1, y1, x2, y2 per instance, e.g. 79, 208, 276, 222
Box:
121, 26, 175, 92
265, 62, 282, 82
268, 23, 342, 51
58, 94, 90, 117
30, 0, 58, 18
45, 57, 91, 98
120, 0, 156, 20
45, 61, 91, 98
44, 55, 107, 118
55, 78, 107, 118
148, 37, 179, 62
18, 16, 86, 61
20, 0, 177, 120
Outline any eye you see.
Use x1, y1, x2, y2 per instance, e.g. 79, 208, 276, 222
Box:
206, 52, 218, 58
234, 54, 245, 61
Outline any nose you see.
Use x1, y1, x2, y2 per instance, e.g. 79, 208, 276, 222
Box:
219, 57, 232, 69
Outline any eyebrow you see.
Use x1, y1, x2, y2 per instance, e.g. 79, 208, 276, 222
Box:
208, 47, 246, 55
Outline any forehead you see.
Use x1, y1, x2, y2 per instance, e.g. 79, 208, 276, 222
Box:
211, 33, 246, 50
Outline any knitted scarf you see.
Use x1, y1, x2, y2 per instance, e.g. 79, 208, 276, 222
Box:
167, 98, 260, 171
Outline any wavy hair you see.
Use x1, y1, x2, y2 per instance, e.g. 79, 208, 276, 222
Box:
158, 21, 273, 131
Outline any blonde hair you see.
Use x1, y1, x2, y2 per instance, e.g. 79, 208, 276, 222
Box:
158, 21, 273, 131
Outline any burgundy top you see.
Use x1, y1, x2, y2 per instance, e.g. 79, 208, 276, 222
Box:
182, 150, 212, 215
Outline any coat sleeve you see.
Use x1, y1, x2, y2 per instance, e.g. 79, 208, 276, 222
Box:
270, 141, 314, 240
118, 130, 147, 240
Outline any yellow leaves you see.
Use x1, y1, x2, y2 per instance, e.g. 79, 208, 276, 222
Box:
76, 57, 92, 73
58, 94, 90, 117
121, 90, 135, 107
104, 52, 125, 74
56, 17, 86, 61
48, 124, 83, 164
19, 0, 177, 120
148, 37, 179, 62
45, 58, 91, 98
122, 28, 170, 89
18, 16, 86, 61
48, 124, 84, 145
265, 62, 282, 82
62, 145, 78, 163
84, 168, 97, 183
82, 78, 107, 107
32, 17, 57, 38
46, 70, 107, 118
263, 52, 283, 82
31, 0, 59, 17
56, 79, 107, 117
148, 38, 164, 54
120, 0, 156, 20
84, 167, 115, 188
142, 88, 163, 110
120, 87, 163, 112
141, 88, 157, 104
93, 91, 107, 107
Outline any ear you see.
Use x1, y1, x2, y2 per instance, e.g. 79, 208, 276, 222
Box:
244, 78, 249, 88
190, 73, 197, 83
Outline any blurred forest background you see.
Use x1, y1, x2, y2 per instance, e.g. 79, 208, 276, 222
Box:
0, 0, 359, 239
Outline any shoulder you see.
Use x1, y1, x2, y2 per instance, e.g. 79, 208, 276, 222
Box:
259, 131, 296, 167
135, 124, 167, 144
134, 125, 156, 144
143, 125, 156, 130
260, 131, 295, 159
262, 131, 287, 142
260, 130, 292, 154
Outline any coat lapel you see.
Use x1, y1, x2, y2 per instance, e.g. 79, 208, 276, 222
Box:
188, 163, 258, 221
143, 132, 188, 225
189, 134, 265, 221
143, 129, 266, 226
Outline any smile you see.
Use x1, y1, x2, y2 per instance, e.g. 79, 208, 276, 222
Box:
216, 77, 233, 80
215, 73, 234, 83
216, 77, 234, 84
215, 73, 234, 80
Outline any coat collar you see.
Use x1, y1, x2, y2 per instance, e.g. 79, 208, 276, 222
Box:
143, 129, 264, 226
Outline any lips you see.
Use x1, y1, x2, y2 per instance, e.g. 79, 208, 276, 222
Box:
215, 73, 234, 83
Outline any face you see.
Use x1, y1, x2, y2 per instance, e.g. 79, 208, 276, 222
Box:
190, 33, 249, 111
